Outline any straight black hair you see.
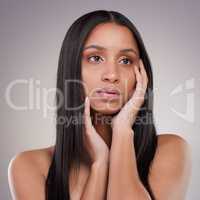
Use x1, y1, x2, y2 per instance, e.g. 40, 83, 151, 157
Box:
45, 9, 158, 200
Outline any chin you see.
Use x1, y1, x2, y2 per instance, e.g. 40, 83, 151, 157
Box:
92, 107, 121, 115
90, 98, 123, 115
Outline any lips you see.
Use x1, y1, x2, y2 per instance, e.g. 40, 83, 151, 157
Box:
96, 87, 120, 95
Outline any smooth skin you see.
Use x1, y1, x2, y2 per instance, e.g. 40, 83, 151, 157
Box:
8, 22, 192, 200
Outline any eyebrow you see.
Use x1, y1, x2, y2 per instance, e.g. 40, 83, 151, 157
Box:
83, 45, 139, 56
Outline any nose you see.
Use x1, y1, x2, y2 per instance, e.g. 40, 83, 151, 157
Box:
101, 64, 119, 83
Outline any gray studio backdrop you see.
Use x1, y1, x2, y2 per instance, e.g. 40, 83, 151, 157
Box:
1, 0, 200, 199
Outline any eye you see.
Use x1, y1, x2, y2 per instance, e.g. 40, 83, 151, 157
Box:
87, 55, 103, 63
120, 57, 133, 65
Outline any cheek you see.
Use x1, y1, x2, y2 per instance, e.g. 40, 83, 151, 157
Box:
82, 68, 90, 93
81, 72, 98, 97
127, 82, 136, 99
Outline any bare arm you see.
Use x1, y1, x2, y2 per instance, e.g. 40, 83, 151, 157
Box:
148, 134, 192, 200
107, 129, 192, 200
107, 128, 151, 200
80, 159, 109, 200
8, 152, 45, 200
80, 96, 110, 200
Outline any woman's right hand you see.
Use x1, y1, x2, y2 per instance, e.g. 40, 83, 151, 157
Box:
83, 96, 109, 164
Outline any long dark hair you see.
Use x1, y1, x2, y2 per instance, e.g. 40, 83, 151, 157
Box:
45, 10, 158, 200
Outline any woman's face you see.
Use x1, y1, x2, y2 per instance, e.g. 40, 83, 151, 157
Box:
81, 22, 140, 114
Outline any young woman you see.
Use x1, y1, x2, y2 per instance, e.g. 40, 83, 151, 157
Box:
8, 10, 191, 200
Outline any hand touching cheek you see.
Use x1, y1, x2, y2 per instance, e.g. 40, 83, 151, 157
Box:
111, 59, 148, 131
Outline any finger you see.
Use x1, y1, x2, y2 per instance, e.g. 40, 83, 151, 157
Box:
84, 96, 92, 130
126, 65, 143, 110
134, 64, 145, 95
137, 60, 146, 89
134, 64, 142, 85
139, 59, 148, 89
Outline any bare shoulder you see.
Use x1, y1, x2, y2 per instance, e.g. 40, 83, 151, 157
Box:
153, 133, 192, 171
156, 133, 192, 163
8, 145, 54, 177
148, 133, 192, 199
8, 145, 90, 199
157, 133, 190, 147
8, 145, 54, 199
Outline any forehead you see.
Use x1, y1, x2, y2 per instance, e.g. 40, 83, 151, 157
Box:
83, 22, 139, 54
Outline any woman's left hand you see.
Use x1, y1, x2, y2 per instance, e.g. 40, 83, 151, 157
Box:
111, 59, 148, 131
